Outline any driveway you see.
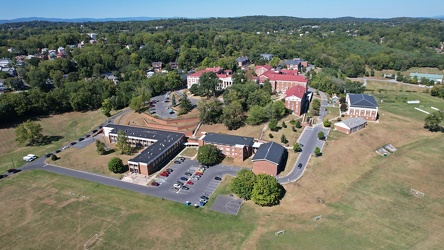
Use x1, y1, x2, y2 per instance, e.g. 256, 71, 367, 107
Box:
277, 90, 330, 184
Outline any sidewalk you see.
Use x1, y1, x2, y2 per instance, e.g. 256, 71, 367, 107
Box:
121, 173, 156, 186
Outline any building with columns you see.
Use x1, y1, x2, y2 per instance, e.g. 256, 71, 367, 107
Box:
345, 94, 378, 121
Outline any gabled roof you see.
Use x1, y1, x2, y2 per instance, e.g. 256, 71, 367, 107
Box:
262, 71, 308, 82
335, 117, 367, 129
348, 94, 378, 109
284, 59, 302, 65
255, 64, 272, 70
188, 67, 231, 80
285, 85, 306, 99
201, 133, 254, 147
252, 142, 286, 165
236, 56, 249, 62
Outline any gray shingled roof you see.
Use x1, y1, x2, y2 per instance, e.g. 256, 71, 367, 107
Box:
202, 133, 254, 147
252, 142, 286, 165
338, 117, 367, 129
348, 94, 378, 109
106, 124, 184, 165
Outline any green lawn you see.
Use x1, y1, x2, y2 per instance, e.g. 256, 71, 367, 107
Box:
0, 170, 257, 249
324, 106, 340, 121
0, 110, 107, 173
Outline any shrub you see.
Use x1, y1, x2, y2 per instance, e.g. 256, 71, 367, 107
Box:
51, 154, 58, 161
269, 133, 274, 138
108, 157, 126, 173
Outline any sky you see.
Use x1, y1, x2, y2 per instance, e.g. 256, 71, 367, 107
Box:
2, 0, 444, 20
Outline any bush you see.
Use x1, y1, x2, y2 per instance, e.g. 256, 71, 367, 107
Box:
197, 144, 222, 166
295, 120, 302, 128
323, 119, 331, 127
291, 126, 296, 132
269, 119, 278, 131
269, 133, 274, 138
289, 119, 296, 124
318, 131, 325, 140
281, 121, 287, 128
251, 174, 282, 206
281, 134, 288, 144
108, 157, 126, 173
230, 169, 256, 200
51, 154, 58, 161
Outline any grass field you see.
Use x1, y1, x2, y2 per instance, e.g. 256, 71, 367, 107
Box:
179, 147, 198, 158
1, 87, 443, 249
365, 80, 427, 92
0, 110, 106, 173
324, 106, 340, 121
263, 117, 303, 147
198, 123, 264, 139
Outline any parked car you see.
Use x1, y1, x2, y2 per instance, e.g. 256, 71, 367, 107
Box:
92, 129, 98, 133
78, 137, 84, 141
181, 186, 189, 190
45, 153, 52, 158
151, 182, 160, 186
200, 195, 209, 201
173, 183, 182, 188
0, 174, 7, 179
184, 172, 192, 176
214, 176, 222, 181
23, 154, 37, 162
176, 181, 184, 186
62, 145, 69, 150
192, 175, 200, 180
180, 177, 188, 181
55, 149, 61, 153
70, 142, 77, 146
166, 168, 173, 173
186, 180, 194, 185
298, 163, 303, 169
174, 160, 181, 164
178, 157, 185, 162
7, 169, 20, 174
195, 172, 203, 176
160, 172, 169, 177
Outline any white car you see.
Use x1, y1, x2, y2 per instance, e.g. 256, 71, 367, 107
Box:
23, 154, 37, 162
62, 145, 69, 150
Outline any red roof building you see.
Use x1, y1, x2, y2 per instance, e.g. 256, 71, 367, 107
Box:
261, 70, 308, 93
255, 64, 272, 76
284, 85, 307, 116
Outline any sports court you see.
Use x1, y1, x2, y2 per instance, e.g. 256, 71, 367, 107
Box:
210, 195, 243, 215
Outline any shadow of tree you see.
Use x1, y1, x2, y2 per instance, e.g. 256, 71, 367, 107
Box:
39, 135, 64, 145
102, 149, 115, 155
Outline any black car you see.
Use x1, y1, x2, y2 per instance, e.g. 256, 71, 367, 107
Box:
184, 172, 192, 176
298, 163, 303, 169
166, 168, 173, 173
174, 160, 181, 164
214, 176, 222, 181
200, 195, 209, 201
45, 153, 53, 158
78, 137, 84, 141
92, 129, 98, 133
70, 141, 77, 146
176, 181, 184, 186
55, 149, 61, 153
181, 186, 189, 190
85, 134, 90, 138
178, 157, 185, 162
0, 174, 7, 179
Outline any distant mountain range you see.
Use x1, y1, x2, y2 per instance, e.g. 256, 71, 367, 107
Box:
0, 17, 168, 24
0, 15, 443, 24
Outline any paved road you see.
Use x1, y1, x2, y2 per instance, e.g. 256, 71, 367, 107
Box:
277, 90, 330, 184
20, 158, 239, 205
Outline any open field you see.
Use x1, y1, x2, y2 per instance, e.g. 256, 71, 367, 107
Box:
0, 110, 106, 173
179, 147, 198, 158
0, 170, 257, 250
324, 106, 340, 121
50, 138, 134, 178
263, 117, 303, 146
365, 80, 427, 92
1, 88, 443, 249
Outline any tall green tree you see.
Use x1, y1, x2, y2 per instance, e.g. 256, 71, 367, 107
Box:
424, 111, 443, 132
230, 169, 257, 200
108, 157, 126, 173
246, 105, 266, 125
129, 95, 144, 112
15, 120, 43, 145
96, 140, 106, 155
101, 98, 112, 117
199, 72, 219, 97
293, 142, 301, 152
197, 97, 223, 124
270, 57, 280, 68
223, 100, 244, 130
251, 174, 282, 206
116, 130, 132, 155
178, 94, 193, 115
197, 144, 222, 166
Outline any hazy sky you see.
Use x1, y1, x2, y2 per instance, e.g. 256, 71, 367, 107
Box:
2, 0, 443, 19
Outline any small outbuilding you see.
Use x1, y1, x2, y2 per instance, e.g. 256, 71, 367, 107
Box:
334, 117, 367, 134
252, 142, 287, 176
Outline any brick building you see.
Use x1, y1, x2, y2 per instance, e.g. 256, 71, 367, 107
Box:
103, 125, 185, 175
346, 94, 378, 121
284, 85, 308, 116
259, 69, 308, 93
198, 133, 254, 162
252, 142, 287, 176
187, 67, 233, 90
334, 117, 367, 134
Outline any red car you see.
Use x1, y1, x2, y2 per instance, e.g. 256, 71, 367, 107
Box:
186, 180, 194, 185
195, 172, 203, 176
160, 172, 169, 177
151, 182, 160, 186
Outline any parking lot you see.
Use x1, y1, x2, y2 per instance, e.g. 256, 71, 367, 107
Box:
148, 159, 239, 207
149, 90, 199, 119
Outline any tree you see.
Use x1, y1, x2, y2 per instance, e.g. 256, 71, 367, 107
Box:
281, 134, 288, 144
295, 120, 302, 128
129, 95, 144, 112
197, 97, 223, 124
323, 119, 331, 127
197, 144, 222, 166
251, 174, 282, 206
178, 94, 193, 115
269, 118, 278, 131
108, 157, 126, 173
246, 105, 266, 125
223, 100, 244, 130
230, 169, 256, 200
101, 98, 112, 117
51, 154, 58, 161
263, 79, 272, 94
96, 140, 106, 155
199, 72, 219, 97
166, 71, 182, 90
116, 130, 132, 155
314, 147, 322, 156
318, 131, 325, 140
189, 84, 201, 95
312, 99, 321, 112
424, 111, 443, 132
171, 94, 176, 106
282, 121, 287, 128
270, 57, 280, 68
293, 142, 301, 152
15, 120, 43, 145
